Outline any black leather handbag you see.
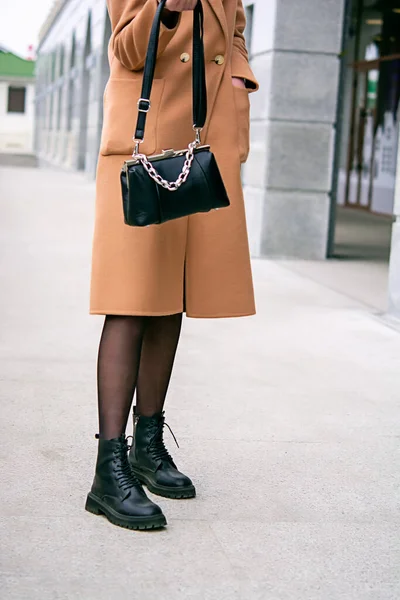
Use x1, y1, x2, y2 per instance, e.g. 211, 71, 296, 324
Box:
121, 0, 230, 227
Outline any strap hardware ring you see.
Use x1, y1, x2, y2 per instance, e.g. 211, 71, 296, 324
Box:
132, 139, 143, 155
137, 98, 151, 113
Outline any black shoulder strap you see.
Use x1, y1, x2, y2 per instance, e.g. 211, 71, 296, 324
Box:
134, 0, 207, 143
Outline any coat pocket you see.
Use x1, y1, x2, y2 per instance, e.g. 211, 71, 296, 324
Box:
100, 78, 165, 157
233, 87, 250, 164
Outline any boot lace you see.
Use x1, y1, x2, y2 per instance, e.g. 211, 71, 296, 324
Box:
147, 417, 179, 464
112, 438, 141, 491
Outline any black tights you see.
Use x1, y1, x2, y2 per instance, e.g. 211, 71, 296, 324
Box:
97, 314, 182, 440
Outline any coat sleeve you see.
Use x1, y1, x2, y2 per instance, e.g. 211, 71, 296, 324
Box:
107, 0, 181, 71
231, 0, 259, 91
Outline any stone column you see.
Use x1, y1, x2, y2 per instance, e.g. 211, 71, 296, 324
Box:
388, 126, 400, 319
243, 0, 346, 259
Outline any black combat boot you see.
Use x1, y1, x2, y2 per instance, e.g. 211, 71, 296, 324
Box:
128, 409, 196, 499
85, 434, 167, 530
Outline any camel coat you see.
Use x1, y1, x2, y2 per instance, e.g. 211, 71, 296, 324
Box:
90, 0, 259, 318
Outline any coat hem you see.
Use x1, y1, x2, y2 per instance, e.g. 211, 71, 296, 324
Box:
186, 310, 256, 319
90, 309, 256, 319
90, 308, 184, 316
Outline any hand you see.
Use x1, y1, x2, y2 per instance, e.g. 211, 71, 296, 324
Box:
165, 0, 198, 10
232, 77, 246, 89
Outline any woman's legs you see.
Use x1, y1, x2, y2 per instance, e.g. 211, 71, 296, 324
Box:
96, 312, 194, 501
97, 313, 183, 439
136, 313, 183, 416
88, 314, 172, 530
97, 315, 147, 440
128, 313, 195, 499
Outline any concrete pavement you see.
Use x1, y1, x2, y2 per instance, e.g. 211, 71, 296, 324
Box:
281, 206, 393, 314
1, 165, 400, 599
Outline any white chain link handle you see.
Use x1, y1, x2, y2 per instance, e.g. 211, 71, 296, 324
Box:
131, 127, 202, 192
134, 140, 198, 192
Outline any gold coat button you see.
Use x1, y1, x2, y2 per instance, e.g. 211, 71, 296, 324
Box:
180, 52, 190, 63
214, 54, 225, 65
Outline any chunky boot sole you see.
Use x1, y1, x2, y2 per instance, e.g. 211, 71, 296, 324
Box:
132, 468, 196, 499
85, 492, 167, 530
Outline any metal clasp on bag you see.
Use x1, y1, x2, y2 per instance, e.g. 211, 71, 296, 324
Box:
161, 149, 175, 158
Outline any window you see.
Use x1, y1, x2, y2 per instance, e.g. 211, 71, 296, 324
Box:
51, 51, 56, 82
59, 46, 65, 77
7, 87, 26, 113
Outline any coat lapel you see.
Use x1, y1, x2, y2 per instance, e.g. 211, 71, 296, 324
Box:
205, 0, 228, 47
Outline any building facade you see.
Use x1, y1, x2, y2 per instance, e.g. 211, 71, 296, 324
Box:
35, 0, 111, 174
0, 47, 35, 155
35, 0, 400, 316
